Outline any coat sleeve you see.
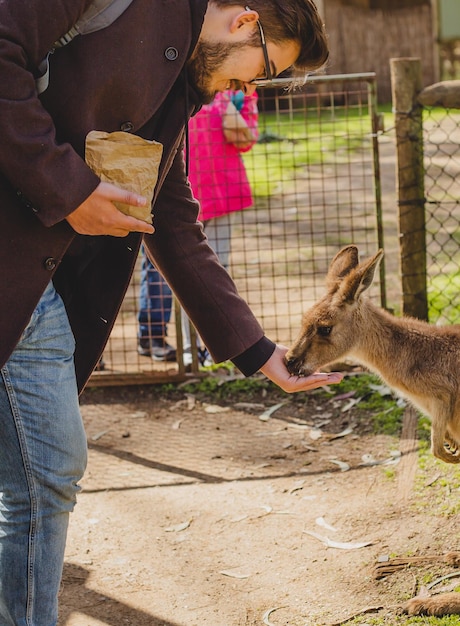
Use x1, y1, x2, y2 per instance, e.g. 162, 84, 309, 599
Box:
142, 145, 270, 366
0, 0, 100, 226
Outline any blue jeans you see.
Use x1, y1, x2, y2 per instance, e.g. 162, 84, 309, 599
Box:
138, 252, 172, 341
0, 282, 87, 625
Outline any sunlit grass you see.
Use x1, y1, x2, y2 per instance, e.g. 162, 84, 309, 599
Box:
339, 615, 460, 625
428, 271, 460, 324
243, 106, 374, 197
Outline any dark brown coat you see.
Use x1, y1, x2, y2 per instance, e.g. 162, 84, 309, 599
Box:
0, 0, 266, 390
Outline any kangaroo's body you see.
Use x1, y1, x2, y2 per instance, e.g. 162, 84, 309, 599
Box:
285, 245, 460, 464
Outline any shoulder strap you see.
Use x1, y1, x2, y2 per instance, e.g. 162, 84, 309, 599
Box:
54, 0, 135, 47
36, 0, 134, 94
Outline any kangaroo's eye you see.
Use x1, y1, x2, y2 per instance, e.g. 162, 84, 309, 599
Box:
317, 325, 332, 337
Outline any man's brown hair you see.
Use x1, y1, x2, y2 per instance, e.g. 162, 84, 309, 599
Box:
210, 0, 329, 73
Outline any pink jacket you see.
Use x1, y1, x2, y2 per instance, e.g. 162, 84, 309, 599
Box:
187, 91, 259, 221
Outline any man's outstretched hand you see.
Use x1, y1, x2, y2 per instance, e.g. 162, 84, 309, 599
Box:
260, 344, 343, 393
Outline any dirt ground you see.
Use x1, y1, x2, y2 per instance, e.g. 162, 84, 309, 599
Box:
58, 376, 460, 626
58, 121, 460, 625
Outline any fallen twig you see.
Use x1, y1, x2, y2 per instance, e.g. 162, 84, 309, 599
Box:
373, 551, 460, 579
328, 604, 384, 625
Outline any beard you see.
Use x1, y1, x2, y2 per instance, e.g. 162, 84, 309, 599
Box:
186, 39, 237, 104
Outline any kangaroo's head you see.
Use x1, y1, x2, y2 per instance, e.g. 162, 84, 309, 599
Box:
285, 245, 384, 376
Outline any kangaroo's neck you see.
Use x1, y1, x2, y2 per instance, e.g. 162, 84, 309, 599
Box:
349, 303, 424, 383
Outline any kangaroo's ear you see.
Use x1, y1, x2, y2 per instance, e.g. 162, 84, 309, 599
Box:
326, 245, 360, 291
340, 249, 384, 302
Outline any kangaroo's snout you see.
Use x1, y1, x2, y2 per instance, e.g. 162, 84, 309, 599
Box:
284, 352, 313, 377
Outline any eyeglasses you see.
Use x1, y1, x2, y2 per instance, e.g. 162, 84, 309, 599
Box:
245, 6, 274, 86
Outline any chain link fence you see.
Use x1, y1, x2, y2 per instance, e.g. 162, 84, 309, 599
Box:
423, 106, 460, 324
90, 73, 384, 386
390, 59, 460, 325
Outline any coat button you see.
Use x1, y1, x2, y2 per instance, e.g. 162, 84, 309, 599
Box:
120, 121, 134, 132
16, 189, 38, 212
164, 47, 178, 61
44, 257, 57, 271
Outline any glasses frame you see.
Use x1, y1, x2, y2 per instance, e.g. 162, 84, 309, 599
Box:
245, 6, 274, 86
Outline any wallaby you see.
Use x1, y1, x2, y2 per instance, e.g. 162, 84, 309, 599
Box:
285, 245, 460, 464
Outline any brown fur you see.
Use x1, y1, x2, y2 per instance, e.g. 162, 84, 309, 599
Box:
403, 592, 460, 616
285, 245, 460, 464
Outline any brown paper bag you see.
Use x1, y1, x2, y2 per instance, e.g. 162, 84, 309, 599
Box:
85, 130, 163, 224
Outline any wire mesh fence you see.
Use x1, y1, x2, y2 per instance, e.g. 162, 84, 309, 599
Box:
90, 73, 384, 386
423, 107, 460, 324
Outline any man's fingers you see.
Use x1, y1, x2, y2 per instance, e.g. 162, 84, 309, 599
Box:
119, 214, 155, 235
98, 181, 147, 208
114, 189, 148, 208
99, 184, 154, 234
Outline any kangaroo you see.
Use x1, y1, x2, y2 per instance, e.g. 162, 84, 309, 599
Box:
285, 245, 460, 464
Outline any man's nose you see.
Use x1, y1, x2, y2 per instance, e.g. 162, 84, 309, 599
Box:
243, 83, 258, 96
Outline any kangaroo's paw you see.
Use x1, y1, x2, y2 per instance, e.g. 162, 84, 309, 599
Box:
433, 442, 460, 464
403, 593, 460, 616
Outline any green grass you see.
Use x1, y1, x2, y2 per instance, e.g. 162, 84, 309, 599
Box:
347, 610, 460, 625
428, 271, 460, 324
178, 369, 271, 401
242, 101, 455, 198
329, 372, 405, 437
171, 370, 405, 438
243, 106, 374, 197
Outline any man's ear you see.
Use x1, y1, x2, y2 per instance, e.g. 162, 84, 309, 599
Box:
230, 8, 258, 33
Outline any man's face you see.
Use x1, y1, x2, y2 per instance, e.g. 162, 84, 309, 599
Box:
187, 37, 300, 104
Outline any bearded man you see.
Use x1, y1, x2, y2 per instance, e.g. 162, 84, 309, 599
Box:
0, 1, 342, 623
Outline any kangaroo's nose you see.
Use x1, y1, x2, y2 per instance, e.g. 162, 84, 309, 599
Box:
284, 355, 301, 375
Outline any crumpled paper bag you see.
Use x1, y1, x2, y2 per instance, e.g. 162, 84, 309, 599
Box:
85, 130, 163, 224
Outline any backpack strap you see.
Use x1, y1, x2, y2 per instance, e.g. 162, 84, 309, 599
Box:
54, 0, 135, 46
36, 0, 134, 94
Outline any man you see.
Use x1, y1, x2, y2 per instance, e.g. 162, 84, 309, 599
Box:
0, 1, 342, 623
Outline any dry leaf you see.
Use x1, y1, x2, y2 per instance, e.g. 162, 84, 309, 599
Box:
369, 383, 392, 396
329, 459, 350, 472
360, 451, 401, 466
327, 426, 354, 441
204, 404, 230, 414
259, 402, 287, 421
234, 402, 265, 411
91, 430, 108, 441
334, 391, 356, 401
185, 393, 196, 410
219, 569, 250, 579
289, 480, 305, 494
360, 453, 379, 466
308, 428, 323, 441
129, 411, 147, 418
341, 398, 361, 412
316, 517, 338, 532
304, 530, 373, 550
251, 505, 272, 518
164, 520, 191, 533
263, 606, 288, 625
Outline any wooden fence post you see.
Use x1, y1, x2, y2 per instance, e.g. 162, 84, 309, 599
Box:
390, 57, 428, 320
